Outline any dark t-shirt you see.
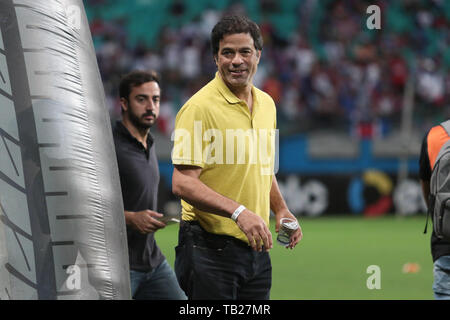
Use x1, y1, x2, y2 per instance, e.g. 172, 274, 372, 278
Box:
113, 121, 164, 272
419, 130, 450, 262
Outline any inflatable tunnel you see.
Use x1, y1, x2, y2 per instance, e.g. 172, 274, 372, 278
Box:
0, 0, 131, 299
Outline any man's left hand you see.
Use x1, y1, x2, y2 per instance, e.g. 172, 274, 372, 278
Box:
274, 209, 303, 249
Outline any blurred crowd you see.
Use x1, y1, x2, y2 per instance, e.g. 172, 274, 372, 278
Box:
86, 0, 450, 138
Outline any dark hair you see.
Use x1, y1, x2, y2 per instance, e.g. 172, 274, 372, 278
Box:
119, 70, 160, 101
211, 15, 263, 57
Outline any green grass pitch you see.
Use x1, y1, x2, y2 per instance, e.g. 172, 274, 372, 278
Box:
155, 215, 433, 300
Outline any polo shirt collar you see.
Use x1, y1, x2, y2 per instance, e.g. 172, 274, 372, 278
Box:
215, 72, 252, 105
116, 120, 154, 149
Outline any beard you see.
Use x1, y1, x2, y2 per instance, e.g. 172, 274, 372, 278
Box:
128, 110, 156, 130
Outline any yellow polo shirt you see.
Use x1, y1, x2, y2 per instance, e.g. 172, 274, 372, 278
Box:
172, 72, 277, 243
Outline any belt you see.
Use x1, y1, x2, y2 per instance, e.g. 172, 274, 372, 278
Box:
181, 220, 250, 250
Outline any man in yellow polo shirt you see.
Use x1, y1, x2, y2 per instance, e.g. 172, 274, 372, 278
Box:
171, 15, 303, 300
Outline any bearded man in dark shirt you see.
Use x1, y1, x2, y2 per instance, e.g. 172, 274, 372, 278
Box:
113, 70, 186, 300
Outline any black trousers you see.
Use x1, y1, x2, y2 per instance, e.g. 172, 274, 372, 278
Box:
175, 220, 272, 300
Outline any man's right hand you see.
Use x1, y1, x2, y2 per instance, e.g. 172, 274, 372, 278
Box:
126, 210, 166, 234
235, 209, 273, 252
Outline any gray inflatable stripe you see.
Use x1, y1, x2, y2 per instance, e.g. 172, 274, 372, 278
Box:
0, 0, 130, 300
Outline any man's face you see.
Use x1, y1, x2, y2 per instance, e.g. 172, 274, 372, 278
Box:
121, 81, 160, 130
215, 32, 261, 92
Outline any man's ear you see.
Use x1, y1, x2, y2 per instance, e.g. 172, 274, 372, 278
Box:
120, 97, 128, 112
213, 54, 218, 66
256, 49, 262, 63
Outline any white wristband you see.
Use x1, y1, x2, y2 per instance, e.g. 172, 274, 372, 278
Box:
231, 205, 246, 222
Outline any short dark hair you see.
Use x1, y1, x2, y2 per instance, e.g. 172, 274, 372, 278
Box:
119, 70, 160, 101
211, 15, 263, 57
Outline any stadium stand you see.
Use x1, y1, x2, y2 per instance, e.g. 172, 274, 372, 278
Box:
85, 0, 449, 164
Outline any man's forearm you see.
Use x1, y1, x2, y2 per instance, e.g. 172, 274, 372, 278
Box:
124, 210, 135, 226
173, 166, 274, 251
172, 170, 240, 218
270, 175, 289, 215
